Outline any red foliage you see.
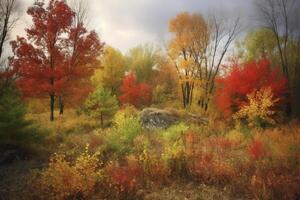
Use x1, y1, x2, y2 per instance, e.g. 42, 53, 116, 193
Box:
106, 160, 143, 199
216, 59, 287, 116
119, 73, 152, 107
10, 0, 104, 103
248, 139, 265, 161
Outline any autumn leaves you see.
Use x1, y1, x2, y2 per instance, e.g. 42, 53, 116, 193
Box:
10, 0, 104, 121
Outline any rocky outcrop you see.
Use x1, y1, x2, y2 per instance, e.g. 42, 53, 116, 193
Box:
140, 108, 208, 129
140, 108, 180, 129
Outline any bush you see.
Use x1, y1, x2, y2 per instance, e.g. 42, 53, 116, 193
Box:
233, 87, 279, 128
105, 157, 143, 200
216, 59, 287, 117
105, 107, 142, 158
35, 147, 101, 200
161, 123, 189, 177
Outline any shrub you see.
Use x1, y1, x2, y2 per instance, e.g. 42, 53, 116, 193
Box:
139, 147, 170, 186
233, 87, 279, 128
248, 139, 266, 161
161, 123, 189, 177
105, 157, 143, 200
36, 147, 101, 200
216, 59, 287, 117
105, 107, 142, 158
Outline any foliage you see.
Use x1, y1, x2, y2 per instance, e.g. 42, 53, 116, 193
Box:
127, 44, 159, 84
216, 59, 287, 117
37, 147, 101, 200
234, 87, 279, 128
92, 46, 127, 95
10, 0, 104, 121
119, 73, 152, 108
84, 87, 119, 127
236, 28, 278, 62
0, 85, 43, 147
162, 123, 189, 177
248, 139, 266, 161
105, 157, 143, 200
138, 148, 170, 186
105, 107, 142, 158
168, 12, 208, 108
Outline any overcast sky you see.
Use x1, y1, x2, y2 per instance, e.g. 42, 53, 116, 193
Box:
14, 0, 256, 53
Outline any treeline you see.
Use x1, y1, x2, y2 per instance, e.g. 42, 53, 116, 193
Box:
0, 0, 300, 144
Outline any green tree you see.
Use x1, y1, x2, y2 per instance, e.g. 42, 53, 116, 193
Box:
92, 46, 127, 95
84, 87, 119, 127
127, 44, 159, 84
0, 85, 40, 147
236, 28, 278, 62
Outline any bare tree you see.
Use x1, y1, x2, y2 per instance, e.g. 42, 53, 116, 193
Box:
256, 0, 300, 115
199, 16, 241, 111
0, 0, 18, 96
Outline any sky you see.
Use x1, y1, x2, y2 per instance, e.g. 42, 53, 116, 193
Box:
14, 0, 256, 53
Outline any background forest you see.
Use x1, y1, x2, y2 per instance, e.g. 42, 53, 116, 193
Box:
0, 0, 300, 199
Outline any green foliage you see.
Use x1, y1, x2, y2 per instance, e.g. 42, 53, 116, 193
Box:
161, 123, 189, 177
105, 107, 142, 158
0, 85, 43, 147
127, 44, 159, 84
236, 28, 278, 62
92, 46, 127, 95
162, 123, 188, 143
84, 87, 119, 126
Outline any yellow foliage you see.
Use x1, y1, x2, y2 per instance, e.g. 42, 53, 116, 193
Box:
38, 147, 101, 200
234, 87, 279, 127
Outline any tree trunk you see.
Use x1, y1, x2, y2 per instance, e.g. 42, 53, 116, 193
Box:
59, 96, 64, 115
50, 94, 55, 121
100, 112, 104, 127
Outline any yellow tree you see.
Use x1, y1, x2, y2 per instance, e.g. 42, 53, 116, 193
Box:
168, 12, 209, 108
92, 46, 127, 95
168, 12, 240, 110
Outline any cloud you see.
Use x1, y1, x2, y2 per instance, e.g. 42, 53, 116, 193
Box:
13, 0, 256, 53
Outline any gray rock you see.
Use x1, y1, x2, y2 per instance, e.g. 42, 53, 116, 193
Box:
140, 108, 208, 130
140, 108, 180, 129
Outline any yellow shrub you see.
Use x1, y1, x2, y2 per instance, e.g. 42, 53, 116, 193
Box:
234, 87, 279, 128
37, 147, 101, 200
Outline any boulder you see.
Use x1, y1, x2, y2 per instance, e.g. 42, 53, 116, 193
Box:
140, 108, 180, 129
140, 108, 208, 129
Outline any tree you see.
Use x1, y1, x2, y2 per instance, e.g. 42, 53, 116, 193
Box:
0, 85, 42, 147
256, 0, 300, 115
10, 0, 104, 121
236, 28, 278, 62
126, 44, 159, 85
168, 12, 240, 109
0, 0, 18, 96
84, 87, 119, 127
216, 59, 287, 117
119, 73, 152, 108
92, 46, 126, 95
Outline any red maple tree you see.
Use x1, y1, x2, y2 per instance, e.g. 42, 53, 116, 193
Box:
216, 59, 287, 116
10, 0, 104, 121
119, 73, 152, 108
